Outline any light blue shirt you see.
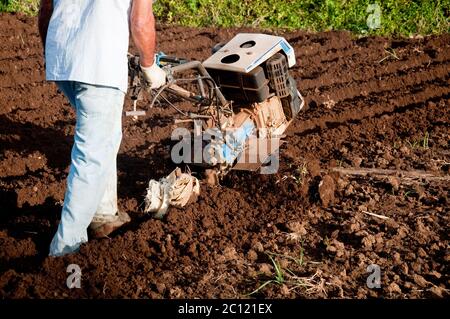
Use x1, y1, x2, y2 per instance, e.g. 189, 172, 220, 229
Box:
45, 0, 132, 93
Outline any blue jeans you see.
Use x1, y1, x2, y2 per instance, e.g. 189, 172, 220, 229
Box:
49, 81, 124, 256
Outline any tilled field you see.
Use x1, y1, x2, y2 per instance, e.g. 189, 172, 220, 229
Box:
0, 13, 449, 298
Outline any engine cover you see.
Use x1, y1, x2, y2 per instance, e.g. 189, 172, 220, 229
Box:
202, 33, 296, 73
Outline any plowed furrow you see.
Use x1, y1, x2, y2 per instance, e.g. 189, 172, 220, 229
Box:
289, 84, 450, 135
296, 49, 450, 91
301, 63, 450, 106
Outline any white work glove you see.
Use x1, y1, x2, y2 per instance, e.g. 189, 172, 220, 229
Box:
140, 60, 167, 89
144, 167, 200, 219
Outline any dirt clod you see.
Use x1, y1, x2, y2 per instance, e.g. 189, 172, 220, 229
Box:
319, 175, 336, 207
387, 176, 400, 191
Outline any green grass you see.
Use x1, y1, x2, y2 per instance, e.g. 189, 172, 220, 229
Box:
247, 250, 325, 297
247, 255, 285, 296
1, 0, 449, 36
0, 0, 37, 15
406, 131, 431, 150
154, 0, 450, 36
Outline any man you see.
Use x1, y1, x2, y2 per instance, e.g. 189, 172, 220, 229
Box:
38, 0, 166, 256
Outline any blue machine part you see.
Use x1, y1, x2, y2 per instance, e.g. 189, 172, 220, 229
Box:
155, 52, 166, 68
218, 118, 255, 165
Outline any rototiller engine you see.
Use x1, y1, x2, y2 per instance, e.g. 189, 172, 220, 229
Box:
128, 33, 305, 182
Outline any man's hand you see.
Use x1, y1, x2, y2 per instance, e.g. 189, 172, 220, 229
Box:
130, 0, 166, 89
38, 0, 53, 53
140, 60, 167, 89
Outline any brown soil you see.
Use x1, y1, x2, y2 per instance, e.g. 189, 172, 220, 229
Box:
0, 13, 449, 299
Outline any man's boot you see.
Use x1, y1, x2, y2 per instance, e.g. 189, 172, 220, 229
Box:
89, 211, 131, 238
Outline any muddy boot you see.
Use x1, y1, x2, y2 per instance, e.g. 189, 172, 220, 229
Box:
89, 211, 131, 239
